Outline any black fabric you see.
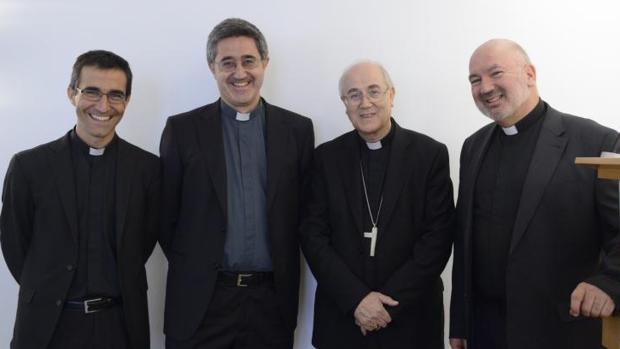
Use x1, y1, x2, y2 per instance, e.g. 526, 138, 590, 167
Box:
472, 100, 545, 302
47, 307, 130, 349
358, 124, 394, 289
68, 131, 120, 300
450, 102, 620, 349
165, 282, 292, 349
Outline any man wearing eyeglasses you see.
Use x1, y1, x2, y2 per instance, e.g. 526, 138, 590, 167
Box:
159, 18, 314, 349
299, 61, 454, 348
0, 50, 160, 349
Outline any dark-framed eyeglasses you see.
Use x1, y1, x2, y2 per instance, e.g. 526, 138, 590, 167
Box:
215, 57, 261, 73
342, 87, 390, 107
76, 87, 127, 104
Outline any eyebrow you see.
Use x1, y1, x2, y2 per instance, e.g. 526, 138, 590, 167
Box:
82, 87, 126, 94
346, 84, 382, 94
468, 64, 503, 80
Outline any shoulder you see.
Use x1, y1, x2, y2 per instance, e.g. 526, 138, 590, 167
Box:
166, 101, 219, 127
265, 102, 313, 131
118, 138, 159, 170
549, 106, 617, 138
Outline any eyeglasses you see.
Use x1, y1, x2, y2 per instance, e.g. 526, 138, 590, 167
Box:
215, 57, 261, 73
342, 87, 390, 107
76, 87, 127, 104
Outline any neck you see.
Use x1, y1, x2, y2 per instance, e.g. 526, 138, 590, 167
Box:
497, 96, 539, 128
76, 128, 113, 149
223, 98, 260, 114
359, 120, 392, 143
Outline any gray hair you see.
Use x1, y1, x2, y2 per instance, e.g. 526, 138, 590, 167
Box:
338, 60, 394, 97
206, 18, 268, 64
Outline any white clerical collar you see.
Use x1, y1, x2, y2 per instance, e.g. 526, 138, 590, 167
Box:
89, 147, 105, 156
501, 125, 518, 136
366, 140, 382, 150
236, 112, 251, 121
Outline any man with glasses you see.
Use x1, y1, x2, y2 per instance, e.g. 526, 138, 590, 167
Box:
0, 50, 160, 349
300, 61, 454, 348
159, 18, 314, 349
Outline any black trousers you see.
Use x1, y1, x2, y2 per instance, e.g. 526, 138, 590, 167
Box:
470, 299, 507, 349
166, 280, 293, 349
48, 306, 130, 349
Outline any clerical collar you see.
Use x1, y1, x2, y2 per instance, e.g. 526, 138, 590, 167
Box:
358, 120, 395, 151
220, 99, 264, 122
70, 128, 116, 157
500, 99, 546, 136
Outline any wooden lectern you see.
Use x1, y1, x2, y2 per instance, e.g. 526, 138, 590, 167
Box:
575, 157, 620, 349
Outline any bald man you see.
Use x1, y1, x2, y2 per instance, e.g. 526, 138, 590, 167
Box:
300, 61, 454, 348
450, 39, 620, 349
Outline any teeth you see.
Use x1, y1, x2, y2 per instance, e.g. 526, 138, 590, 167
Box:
486, 95, 501, 103
90, 114, 111, 121
233, 81, 250, 87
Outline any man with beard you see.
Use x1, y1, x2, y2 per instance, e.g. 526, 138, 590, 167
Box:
450, 39, 620, 349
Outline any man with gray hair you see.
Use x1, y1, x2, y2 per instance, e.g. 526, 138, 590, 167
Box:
450, 38, 620, 349
160, 18, 314, 349
300, 61, 454, 348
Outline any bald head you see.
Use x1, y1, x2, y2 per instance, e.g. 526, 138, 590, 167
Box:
468, 39, 539, 127
339, 61, 394, 97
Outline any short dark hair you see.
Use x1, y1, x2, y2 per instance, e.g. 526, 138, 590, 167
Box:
69, 50, 133, 97
206, 18, 268, 64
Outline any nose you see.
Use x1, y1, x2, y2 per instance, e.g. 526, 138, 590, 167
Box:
232, 64, 248, 78
478, 77, 494, 95
94, 95, 111, 112
359, 93, 373, 108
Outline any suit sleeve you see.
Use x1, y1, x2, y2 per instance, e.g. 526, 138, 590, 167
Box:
143, 156, 161, 263
378, 143, 455, 320
584, 132, 620, 303
0, 155, 34, 283
159, 118, 182, 257
449, 137, 472, 339
299, 148, 372, 315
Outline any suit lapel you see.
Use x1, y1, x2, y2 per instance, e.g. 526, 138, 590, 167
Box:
265, 103, 289, 211
509, 110, 567, 254
463, 125, 496, 237
195, 102, 227, 215
115, 138, 134, 247
379, 122, 412, 229
340, 132, 364, 234
49, 132, 79, 244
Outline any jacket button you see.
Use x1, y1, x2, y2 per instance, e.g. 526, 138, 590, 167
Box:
66, 265, 74, 271
56, 300, 62, 306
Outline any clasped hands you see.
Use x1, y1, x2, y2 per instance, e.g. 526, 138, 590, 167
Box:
353, 291, 399, 336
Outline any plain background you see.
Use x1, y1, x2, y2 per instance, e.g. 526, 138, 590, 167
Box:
1, 1, 619, 348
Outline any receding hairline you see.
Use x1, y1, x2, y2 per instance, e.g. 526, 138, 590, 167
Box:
471, 38, 532, 66
338, 60, 394, 96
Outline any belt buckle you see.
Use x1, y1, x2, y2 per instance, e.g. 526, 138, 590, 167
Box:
84, 297, 104, 314
236, 273, 253, 287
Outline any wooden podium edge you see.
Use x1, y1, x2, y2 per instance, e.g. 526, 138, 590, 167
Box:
575, 157, 620, 349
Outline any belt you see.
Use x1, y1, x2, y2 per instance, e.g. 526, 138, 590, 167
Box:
64, 297, 122, 314
217, 271, 274, 287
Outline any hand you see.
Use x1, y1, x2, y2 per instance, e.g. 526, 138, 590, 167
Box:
449, 338, 467, 349
353, 291, 399, 334
570, 282, 615, 317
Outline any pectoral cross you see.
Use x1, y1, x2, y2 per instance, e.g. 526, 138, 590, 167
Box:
364, 225, 378, 257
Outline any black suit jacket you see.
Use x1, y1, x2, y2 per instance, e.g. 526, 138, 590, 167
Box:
159, 99, 314, 340
450, 104, 620, 348
300, 121, 454, 349
0, 131, 160, 349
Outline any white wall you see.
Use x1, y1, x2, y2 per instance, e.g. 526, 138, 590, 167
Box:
1, 1, 619, 348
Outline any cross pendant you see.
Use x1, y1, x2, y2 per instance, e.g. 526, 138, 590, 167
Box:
363, 226, 378, 257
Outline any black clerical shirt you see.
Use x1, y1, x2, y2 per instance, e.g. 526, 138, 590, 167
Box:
67, 130, 121, 300
358, 123, 395, 288
472, 99, 547, 302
